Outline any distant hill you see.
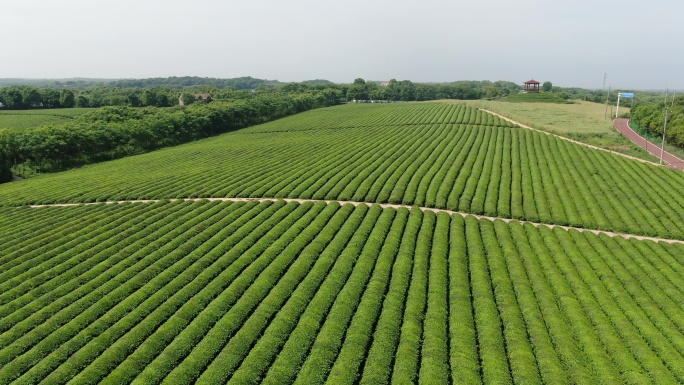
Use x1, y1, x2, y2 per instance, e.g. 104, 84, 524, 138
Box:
0, 78, 114, 88
0, 76, 283, 90
301, 79, 334, 85
107, 76, 282, 90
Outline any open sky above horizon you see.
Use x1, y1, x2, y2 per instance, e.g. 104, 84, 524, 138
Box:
2, 0, 682, 90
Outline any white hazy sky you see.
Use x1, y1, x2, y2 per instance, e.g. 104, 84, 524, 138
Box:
2, 0, 682, 89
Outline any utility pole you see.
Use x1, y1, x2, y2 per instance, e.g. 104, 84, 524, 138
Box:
660, 89, 671, 165
660, 109, 669, 165
603, 73, 607, 90
604, 85, 611, 120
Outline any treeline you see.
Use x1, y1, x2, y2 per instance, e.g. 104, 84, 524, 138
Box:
0, 91, 340, 182
1, 78, 524, 111
0, 85, 287, 110
346, 78, 521, 101
0, 87, 80, 109
107, 76, 281, 90
631, 96, 684, 148
0, 76, 280, 90
0, 86, 200, 109
4, 76, 668, 107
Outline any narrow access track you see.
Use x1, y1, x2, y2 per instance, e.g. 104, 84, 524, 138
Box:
614, 118, 684, 170
480, 109, 662, 166
27, 197, 684, 245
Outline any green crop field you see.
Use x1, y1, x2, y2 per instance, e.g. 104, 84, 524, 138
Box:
1, 201, 684, 384
0, 108, 94, 130
1, 103, 683, 239
1, 102, 684, 384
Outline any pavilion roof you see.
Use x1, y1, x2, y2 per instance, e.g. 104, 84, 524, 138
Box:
524, 79, 540, 84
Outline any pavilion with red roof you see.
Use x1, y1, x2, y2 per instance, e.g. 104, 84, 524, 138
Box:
523, 79, 540, 93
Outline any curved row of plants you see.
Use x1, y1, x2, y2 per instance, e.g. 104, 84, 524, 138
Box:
1, 201, 684, 383
2, 104, 684, 239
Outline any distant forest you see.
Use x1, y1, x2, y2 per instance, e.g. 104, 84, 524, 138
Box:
631, 96, 684, 148
0, 75, 650, 111
0, 76, 279, 90
0, 76, 526, 110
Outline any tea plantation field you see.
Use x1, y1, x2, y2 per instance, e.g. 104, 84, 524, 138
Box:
1, 103, 683, 239
1, 102, 684, 384
2, 201, 684, 384
0, 109, 93, 130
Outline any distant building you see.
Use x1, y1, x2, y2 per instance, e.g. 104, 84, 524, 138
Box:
380, 81, 390, 87
178, 93, 212, 106
523, 79, 540, 93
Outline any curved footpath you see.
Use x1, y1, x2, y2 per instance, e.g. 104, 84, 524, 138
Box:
26, 197, 684, 245
614, 118, 684, 170
481, 109, 662, 166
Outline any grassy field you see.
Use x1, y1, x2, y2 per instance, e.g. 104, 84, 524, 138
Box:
0, 108, 94, 130
1, 102, 684, 384
458, 99, 659, 161
461, 99, 620, 135
499, 92, 574, 104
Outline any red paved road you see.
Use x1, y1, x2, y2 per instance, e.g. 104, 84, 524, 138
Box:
614, 118, 684, 170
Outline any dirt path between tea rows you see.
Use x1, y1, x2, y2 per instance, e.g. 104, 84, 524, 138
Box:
480, 109, 662, 166
27, 197, 684, 245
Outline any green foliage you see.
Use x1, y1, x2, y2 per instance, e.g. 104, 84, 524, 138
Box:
75, 95, 89, 108
59, 89, 75, 108
180, 92, 196, 106
631, 96, 684, 148
1, 103, 683, 241
0, 93, 339, 176
346, 78, 520, 102
2, 200, 684, 383
3, 97, 684, 384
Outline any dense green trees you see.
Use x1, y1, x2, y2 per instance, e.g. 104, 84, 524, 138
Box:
0, 92, 341, 180
0, 78, 523, 111
59, 89, 75, 108
0, 86, 180, 110
0, 88, 23, 109
141, 90, 157, 107
631, 96, 684, 148
344, 78, 519, 102
40, 89, 61, 108
21, 88, 42, 108
75, 95, 89, 108
346, 79, 369, 101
